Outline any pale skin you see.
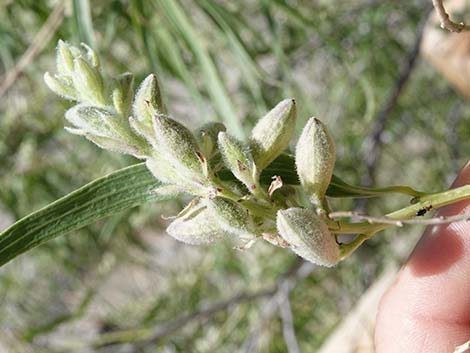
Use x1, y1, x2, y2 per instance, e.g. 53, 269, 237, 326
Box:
375, 162, 470, 352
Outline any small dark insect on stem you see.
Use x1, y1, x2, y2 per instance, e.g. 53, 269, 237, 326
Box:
334, 235, 343, 246
416, 205, 433, 217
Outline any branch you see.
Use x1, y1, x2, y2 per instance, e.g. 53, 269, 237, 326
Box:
329, 211, 470, 226
65, 259, 310, 351
88, 288, 276, 350
242, 260, 313, 353
432, 0, 467, 32
278, 282, 301, 353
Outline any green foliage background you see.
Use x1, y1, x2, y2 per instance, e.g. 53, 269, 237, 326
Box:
0, 0, 468, 352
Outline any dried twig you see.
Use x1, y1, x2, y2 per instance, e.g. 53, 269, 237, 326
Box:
243, 260, 313, 353
278, 282, 301, 353
88, 288, 277, 350
329, 211, 470, 226
242, 288, 283, 353
71, 259, 311, 352
0, 2, 65, 98
432, 0, 467, 32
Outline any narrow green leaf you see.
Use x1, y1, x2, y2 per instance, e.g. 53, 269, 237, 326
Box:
153, 0, 245, 138
153, 25, 207, 114
265, 154, 426, 197
72, 0, 95, 47
220, 153, 426, 198
0, 163, 170, 267
199, 0, 269, 113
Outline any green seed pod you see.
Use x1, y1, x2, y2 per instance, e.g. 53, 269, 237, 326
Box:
56, 40, 75, 75
276, 208, 340, 267
133, 74, 165, 125
167, 200, 227, 245
153, 115, 206, 181
295, 117, 335, 204
206, 197, 250, 237
250, 98, 296, 170
217, 132, 257, 191
44, 73, 77, 100
72, 57, 105, 105
197, 122, 226, 158
112, 72, 134, 116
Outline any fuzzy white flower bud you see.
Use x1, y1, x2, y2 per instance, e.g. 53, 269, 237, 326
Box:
145, 154, 184, 185
112, 72, 134, 116
167, 200, 226, 245
217, 132, 258, 192
133, 74, 165, 125
56, 40, 75, 75
72, 57, 105, 105
83, 134, 140, 156
206, 197, 251, 237
44, 73, 77, 101
65, 105, 114, 137
295, 117, 335, 204
129, 116, 157, 147
250, 98, 296, 170
153, 115, 207, 181
276, 208, 340, 267
80, 43, 100, 68
197, 122, 226, 158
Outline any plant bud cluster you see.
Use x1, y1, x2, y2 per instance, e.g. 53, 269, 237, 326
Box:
46, 40, 341, 267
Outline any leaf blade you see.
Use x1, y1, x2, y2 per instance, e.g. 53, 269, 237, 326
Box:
72, 0, 95, 47
0, 163, 168, 267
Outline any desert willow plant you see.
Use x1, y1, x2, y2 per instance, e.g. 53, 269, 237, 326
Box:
41, 40, 470, 267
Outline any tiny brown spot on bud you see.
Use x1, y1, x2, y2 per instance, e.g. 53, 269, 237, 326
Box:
237, 160, 247, 172
195, 150, 206, 163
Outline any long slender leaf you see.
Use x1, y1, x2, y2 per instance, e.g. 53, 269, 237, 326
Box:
72, 0, 95, 47
199, 0, 267, 114
153, 0, 244, 137
0, 164, 167, 267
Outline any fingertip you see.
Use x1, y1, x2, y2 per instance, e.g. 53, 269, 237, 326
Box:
375, 161, 470, 353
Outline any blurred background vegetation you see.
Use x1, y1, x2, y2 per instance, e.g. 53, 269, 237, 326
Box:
0, 0, 469, 352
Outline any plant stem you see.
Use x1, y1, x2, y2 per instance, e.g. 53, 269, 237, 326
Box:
338, 184, 470, 259
388, 185, 470, 219
213, 180, 277, 220
241, 200, 277, 221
